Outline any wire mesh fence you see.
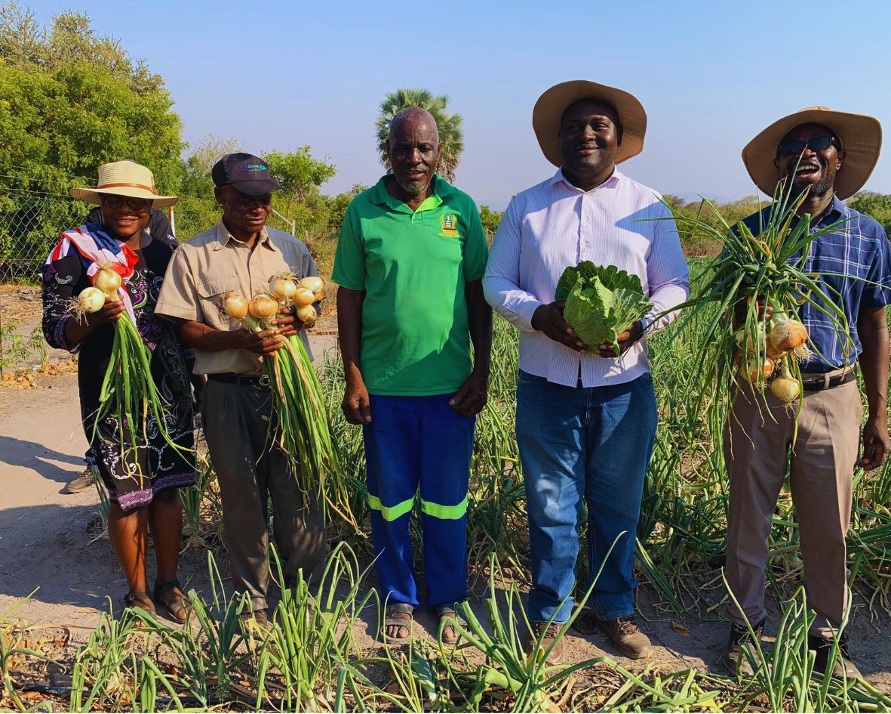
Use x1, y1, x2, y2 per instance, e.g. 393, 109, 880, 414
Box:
0, 180, 82, 283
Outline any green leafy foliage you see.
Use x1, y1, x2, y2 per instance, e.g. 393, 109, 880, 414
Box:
375, 88, 464, 182
557, 262, 653, 354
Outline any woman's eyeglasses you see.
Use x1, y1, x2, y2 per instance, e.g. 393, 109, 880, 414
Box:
777, 136, 840, 158
101, 195, 151, 212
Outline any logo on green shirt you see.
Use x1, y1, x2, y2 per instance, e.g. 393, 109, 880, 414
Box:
439, 213, 461, 238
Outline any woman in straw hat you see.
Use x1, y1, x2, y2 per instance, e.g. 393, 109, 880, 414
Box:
41, 160, 196, 620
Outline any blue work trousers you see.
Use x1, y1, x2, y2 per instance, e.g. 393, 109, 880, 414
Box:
516, 371, 658, 623
362, 394, 475, 610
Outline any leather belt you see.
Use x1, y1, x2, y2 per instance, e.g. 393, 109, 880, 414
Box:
207, 373, 270, 388
800, 371, 856, 392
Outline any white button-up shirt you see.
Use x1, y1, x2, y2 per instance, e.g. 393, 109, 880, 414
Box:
483, 169, 689, 387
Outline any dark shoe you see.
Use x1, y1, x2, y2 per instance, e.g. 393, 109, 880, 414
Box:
720, 620, 764, 677
436, 605, 460, 646
64, 468, 96, 494
809, 634, 862, 679
526, 621, 565, 664
595, 616, 651, 659
240, 608, 270, 636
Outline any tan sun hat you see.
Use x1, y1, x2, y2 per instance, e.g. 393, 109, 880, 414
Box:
532, 80, 647, 167
742, 107, 882, 200
70, 160, 178, 207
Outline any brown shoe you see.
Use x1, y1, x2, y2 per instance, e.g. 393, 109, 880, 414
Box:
526, 621, 565, 664
595, 616, 651, 659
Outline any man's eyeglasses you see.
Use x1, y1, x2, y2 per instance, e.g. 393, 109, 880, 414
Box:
101, 195, 152, 212
777, 136, 840, 158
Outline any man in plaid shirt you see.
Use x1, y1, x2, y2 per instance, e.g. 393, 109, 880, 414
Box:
722, 107, 891, 679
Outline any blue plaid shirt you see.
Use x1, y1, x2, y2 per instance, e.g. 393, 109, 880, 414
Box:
741, 195, 891, 373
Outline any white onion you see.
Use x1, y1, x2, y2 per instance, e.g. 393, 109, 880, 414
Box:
78, 287, 106, 313
292, 287, 315, 307
248, 293, 279, 320
269, 275, 298, 304
298, 276, 324, 296
93, 267, 122, 295
295, 304, 318, 325
222, 292, 249, 320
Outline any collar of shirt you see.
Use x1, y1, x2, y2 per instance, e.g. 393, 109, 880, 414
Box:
369, 174, 457, 214
212, 222, 276, 251
547, 167, 622, 194
813, 193, 847, 228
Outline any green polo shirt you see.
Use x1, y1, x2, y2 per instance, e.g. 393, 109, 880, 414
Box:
332, 174, 489, 396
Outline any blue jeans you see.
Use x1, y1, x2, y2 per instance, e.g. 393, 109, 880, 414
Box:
363, 394, 475, 610
516, 370, 657, 623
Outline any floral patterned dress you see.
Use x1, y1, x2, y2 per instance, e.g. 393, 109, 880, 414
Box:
42, 230, 196, 511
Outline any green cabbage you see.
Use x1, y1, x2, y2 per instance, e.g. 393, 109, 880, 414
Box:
555, 262, 653, 355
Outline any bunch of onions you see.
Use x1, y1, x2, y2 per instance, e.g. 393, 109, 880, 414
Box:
221, 278, 353, 527
74, 266, 184, 479
661, 175, 856, 436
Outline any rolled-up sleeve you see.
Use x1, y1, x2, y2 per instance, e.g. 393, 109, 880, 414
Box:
642, 200, 690, 334
482, 199, 543, 332
155, 247, 200, 322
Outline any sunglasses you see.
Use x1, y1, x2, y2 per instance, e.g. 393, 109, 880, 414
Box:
101, 195, 151, 211
777, 135, 840, 158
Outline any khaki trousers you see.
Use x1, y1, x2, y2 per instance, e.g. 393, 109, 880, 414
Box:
203, 379, 326, 613
723, 379, 862, 636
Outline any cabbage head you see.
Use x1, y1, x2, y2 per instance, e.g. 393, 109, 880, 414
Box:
555, 262, 653, 356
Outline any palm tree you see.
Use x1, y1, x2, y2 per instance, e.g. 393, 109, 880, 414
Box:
375, 88, 464, 183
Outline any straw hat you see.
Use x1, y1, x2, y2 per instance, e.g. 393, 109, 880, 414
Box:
742, 107, 882, 200
532, 80, 647, 167
70, 160, 178, 207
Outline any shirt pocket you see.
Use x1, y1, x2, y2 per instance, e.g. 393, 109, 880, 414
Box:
196, 276, 239, 329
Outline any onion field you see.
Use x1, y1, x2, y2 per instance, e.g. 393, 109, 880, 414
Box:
3, 268, 891, 712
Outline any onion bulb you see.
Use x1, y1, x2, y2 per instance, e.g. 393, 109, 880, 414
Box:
248, 293, 279, 320
769, 316, 808, 351
78, 286, 106, 313
268, 273, 298, 304
741, 357, 774, 383
766, 343, 787, 360
93, 267, 122, 295
295, 304, 318, 325
298, 276, 324, 296
771, 377, 800, 402
222, 292, 249, 320
292, 287, 316, 307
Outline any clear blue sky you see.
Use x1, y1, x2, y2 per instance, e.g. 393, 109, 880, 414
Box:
27, 0, 891, 209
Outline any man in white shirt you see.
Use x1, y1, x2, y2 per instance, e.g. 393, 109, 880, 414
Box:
483, 80, 688, 662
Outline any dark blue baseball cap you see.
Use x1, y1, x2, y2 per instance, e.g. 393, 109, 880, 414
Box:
211, 153, 281, 196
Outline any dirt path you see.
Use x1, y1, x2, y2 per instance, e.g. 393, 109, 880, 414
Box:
1, 323, 889, 690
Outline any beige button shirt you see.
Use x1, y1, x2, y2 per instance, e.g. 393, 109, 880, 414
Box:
155, 222, 319, 375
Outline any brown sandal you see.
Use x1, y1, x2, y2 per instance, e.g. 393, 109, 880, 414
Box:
437, 605, 459, 646
154, 580, 188, 623
383, 604, 413, 645
123, 591, 156, 616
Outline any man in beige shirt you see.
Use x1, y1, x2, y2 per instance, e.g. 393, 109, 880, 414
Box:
156, 153, 325, 625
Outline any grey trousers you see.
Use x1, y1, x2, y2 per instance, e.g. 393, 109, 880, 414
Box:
203, 378, 326, 612
724, 379, 861, 637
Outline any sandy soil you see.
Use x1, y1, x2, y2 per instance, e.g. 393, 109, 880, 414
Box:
1, 289, 889, 692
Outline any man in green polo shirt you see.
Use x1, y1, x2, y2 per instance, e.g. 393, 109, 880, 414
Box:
333, 106, 491, 646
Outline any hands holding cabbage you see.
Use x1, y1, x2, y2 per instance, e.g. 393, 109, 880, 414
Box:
532, 261, 653, 357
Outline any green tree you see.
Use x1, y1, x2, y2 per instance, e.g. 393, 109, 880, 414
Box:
375, 88, 464, 182
850, 192, 891, 235
263, 147, 336, 220
479, 205, 503, 236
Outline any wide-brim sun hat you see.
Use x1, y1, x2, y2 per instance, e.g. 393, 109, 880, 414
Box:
70, 160, 178, 208
742, 106, 882, 200
532, 80, 648, 167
